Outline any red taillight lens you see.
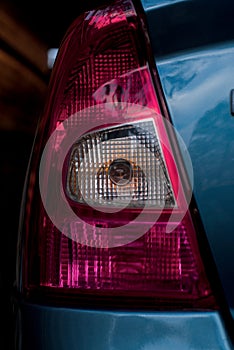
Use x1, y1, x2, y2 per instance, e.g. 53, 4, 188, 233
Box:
18, 0, 216, 309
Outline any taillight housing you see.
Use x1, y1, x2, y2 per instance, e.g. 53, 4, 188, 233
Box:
17, 0, 217, 309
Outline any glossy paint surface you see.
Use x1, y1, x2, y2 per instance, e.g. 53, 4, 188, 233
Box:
156, 43, 234, 319
141, 0, 234, 56
17, 303, 232, 350
142, 0, 234, 321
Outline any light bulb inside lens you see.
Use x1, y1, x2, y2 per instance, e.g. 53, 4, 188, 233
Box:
108, 159, 132, 186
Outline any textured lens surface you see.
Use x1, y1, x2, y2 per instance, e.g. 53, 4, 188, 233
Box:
40, 215, 209, 300
22, 0, 215, 308
67, 119, 175, 208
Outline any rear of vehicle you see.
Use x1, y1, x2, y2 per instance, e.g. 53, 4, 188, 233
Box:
14, 0, 234, 349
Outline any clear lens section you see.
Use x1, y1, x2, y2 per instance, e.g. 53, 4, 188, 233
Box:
67, 120, 175, 208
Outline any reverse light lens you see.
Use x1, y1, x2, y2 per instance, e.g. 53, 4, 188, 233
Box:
66, 119, 175, 208
18, 0, 216, 309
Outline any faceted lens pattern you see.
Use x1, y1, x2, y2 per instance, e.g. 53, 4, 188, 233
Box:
41, 218, 200, 296
67, 120, 175, 208
22, 0, 215, 308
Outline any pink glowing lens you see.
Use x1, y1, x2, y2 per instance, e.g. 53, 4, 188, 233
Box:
41, 217, 204, 297
21, 0, 216, 308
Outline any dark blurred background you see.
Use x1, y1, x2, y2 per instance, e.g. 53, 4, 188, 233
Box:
0, 0, 109, 348
0, 2, 60, 348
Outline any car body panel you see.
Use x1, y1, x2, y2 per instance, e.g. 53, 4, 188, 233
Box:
17, 303, 232, 350
156, 38, 234, 320
141, 0, 234, 321
141, 0, 234, 57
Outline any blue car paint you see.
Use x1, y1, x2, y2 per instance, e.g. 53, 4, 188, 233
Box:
156, 42, 234, 319
18, 303, 233, 350
141, 0, 234, 57
142, 0, 234, 320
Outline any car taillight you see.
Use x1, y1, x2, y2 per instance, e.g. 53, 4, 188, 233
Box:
18, 0, 217, 309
